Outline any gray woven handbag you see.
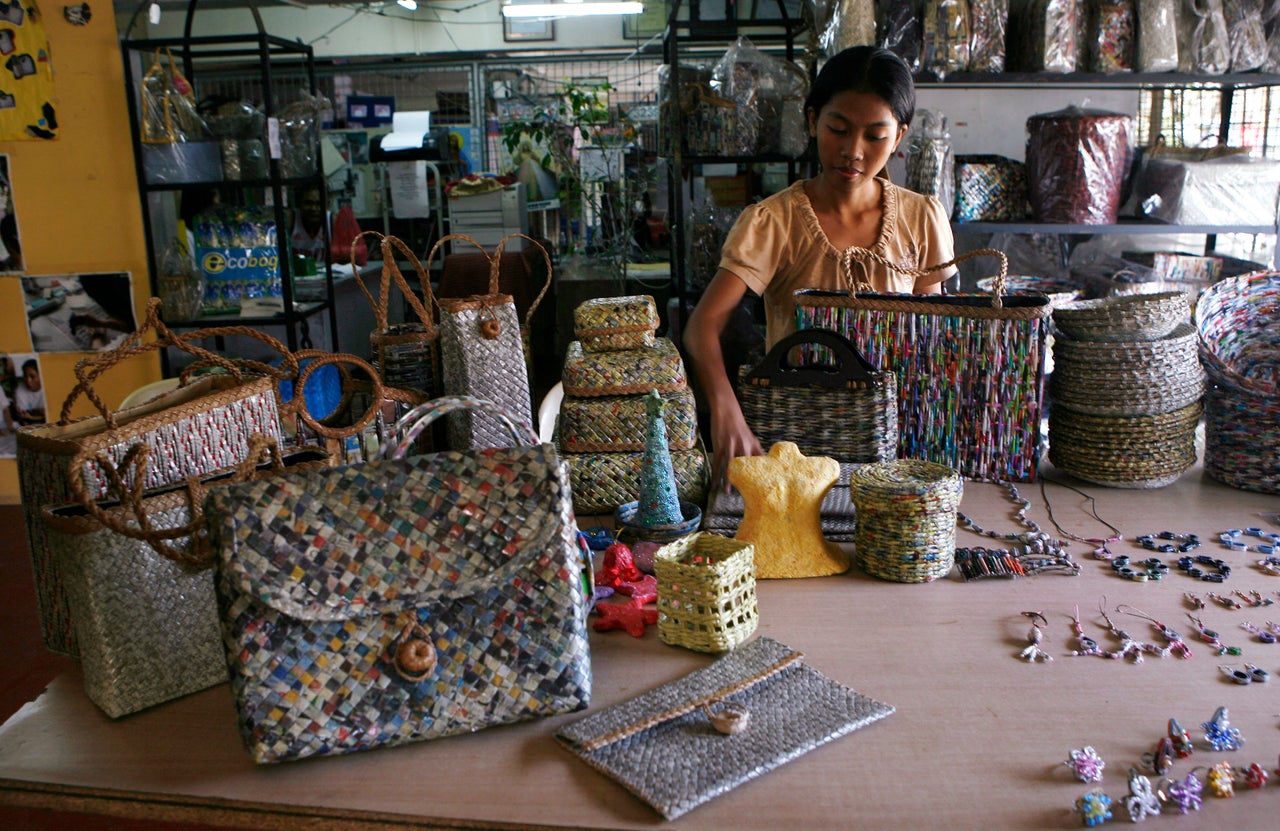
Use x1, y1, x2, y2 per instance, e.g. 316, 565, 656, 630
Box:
556, 636, 894, 820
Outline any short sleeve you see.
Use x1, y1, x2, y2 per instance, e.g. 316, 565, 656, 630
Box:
717, 203, 790, 296
916, 194, 957, 289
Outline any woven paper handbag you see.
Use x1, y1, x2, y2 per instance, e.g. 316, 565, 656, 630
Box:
737, 327, 897, 464
953, 155, 1027, 222
431, 233, 552, 450
654, 532, 758, 653
556, 636, 895, 821
559, 387, 698, 453
42, 438, 329, 718
351, 231, 439, 404
1195, 272, 1280, 494
561, 337, 688, 397
205, 396, 592, 764
795, 247, 1051, 482
847, 460, 964, 583
16, 299, 291, 657
565, 443, 708, 516
573, 294, 660, 352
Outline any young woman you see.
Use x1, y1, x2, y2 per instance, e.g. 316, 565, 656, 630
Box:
683, 45, 957, 487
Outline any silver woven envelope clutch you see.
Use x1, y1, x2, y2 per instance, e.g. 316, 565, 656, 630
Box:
556, 636, 894, 820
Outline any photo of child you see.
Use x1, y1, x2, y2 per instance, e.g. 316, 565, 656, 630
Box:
0, 351, 42, 458
21, 272, 137, 353
0, 154, 25, 274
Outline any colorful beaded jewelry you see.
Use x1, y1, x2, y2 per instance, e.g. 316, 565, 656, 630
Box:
1202, 706, 1245, 752
1110, 555, 1169, 582
953, 481, 1080, 579
1178, 554, 1232, 583
1184, 591, 1205, 609
1240, 762, 1269, 789
1074, 789, 1113, 826
1142, 736, 1176, 775
1240, 621, 1277, 644
1137, 531, 1202, 553
1220, 665, 1256, 685
1019, 611, 1053, 663
1168, 717, 1194, 759
1207, 591, 1243, 610
1039, 476, 1123, 560
1099, 601, 1162, 663
1116, 604, 1192, 659
1122, 768, 1161, 823
1186, 613, 1243, 656
1066, 745, 1107, 783
1068, 605, 1105, 657
1161, 769, 1204, 814
1207, 762, 1236, 797
1235, 589, 1274, 607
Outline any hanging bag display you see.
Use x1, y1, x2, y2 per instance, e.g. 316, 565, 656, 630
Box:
737, 328, 897, 464
429, 232, 552, 449
204, 396, 592, 764
16, 299, 294, 657
794, 247, 1051, 482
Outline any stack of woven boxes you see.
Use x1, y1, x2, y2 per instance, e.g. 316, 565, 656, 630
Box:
557, 295, 707, 516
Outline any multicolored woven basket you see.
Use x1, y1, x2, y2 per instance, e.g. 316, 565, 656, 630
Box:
564, 444, 708, 516
559, 387, 697, 453
1195, 272, 1280, 494
562, 338, 687, 398
654, 532, 758, 654
846, 460, 963, 583
573, 294, 660, 352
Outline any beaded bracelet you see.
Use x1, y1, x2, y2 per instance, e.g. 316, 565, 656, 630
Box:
1178, 554, 1232, 583
1111, 555, 1170, 582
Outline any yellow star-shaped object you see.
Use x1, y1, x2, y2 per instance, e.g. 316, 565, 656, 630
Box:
728, 441, 848, 578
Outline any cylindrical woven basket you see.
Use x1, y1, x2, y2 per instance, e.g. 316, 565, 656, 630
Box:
1048, 400, 1202, 489
847, 460, 964, 583
573, 294, 660, 353
654, 532, 758, 653
1049, 322, 1206, 416
1195, 272, 1280, 494
1052, 291, 1190, 342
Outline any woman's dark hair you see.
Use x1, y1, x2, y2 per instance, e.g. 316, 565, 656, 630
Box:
804, 46, 916, 128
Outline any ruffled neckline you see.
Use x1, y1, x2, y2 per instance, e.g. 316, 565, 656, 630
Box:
792, 178, 897, 266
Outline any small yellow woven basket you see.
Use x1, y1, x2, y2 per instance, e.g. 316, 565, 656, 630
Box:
574, 295, 660, 353
655, 532, 758, 653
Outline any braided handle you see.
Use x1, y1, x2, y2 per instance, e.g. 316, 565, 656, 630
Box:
493, 233, 554, 325
380, 396, 540, 461
839, 246, 1009, 308
349, 230, 439, 339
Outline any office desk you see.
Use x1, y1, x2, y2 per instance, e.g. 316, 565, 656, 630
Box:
1, 464, 1278, 830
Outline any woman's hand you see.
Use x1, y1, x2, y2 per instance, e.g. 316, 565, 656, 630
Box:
708, 396, 764, 492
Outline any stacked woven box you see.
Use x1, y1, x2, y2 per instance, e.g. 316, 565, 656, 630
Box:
558, 296, 707, 515
1047, 291, 1204, 488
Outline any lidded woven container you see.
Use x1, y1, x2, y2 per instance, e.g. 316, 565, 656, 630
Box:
847, 460, 964, 583
562, 338, 687, 397
565, 445, 707, 515
559, 387, 697, 453
654, 532, 758, 653
574, 295, 660, 352
1195, 271, 1280, 494
1026, 105, 1133, 224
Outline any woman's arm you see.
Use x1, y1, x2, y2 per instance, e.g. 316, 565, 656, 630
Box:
683, 268, 765, 490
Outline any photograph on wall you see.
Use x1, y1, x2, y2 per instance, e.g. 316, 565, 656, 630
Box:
22, 272, 138, 353
0, 153, 24, 273
1, 351, 44, 457
0, 1, 59, 140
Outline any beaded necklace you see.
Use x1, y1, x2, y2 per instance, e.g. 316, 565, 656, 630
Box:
953, 479, 1078, 581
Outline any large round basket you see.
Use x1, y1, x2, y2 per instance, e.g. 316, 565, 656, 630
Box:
1047, 401, 1202, 489
1049, 322, 1206, 416
1052, 291, 1190, 342
1195, 272, 1280, 494
846, 460, 964, 583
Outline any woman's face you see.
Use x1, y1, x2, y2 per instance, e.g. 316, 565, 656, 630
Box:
808, 90, 906, 194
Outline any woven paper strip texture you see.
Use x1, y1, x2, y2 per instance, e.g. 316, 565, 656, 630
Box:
1195, 272, 1280, 494
654, 532, 758, 653
847, 460, 964, 583
565, 444, 707, 515
556, 636, 895, 821
562, 338, 687, 398
795, 291, 1050, 482
16, 374, 281, 657
574, 295, 660, 353
559, 387, 697, 453
1048, 401, 1202, 489
206, 442, 592, 764
44, 491, 226, 718
953, 155, 1026, 222
702, 480, 859, 542
439, 298, 534, 450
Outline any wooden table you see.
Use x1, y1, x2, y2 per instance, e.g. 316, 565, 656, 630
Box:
2, 463, 1278, 830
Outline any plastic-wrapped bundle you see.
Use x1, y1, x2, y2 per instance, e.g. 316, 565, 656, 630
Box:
877, 0, 924, 72
1178, 0, 1231, 73
278, 93, 329, 179
1023, 0, 1080, 71
819, 0, 877, 55
923, 0, 972, 79
1263, 0, 1280, 71
1223, 0, 1268, 70
1137, 0, 1180, 70
1025, 106, 1134, 225
1088, 0, 1136, 72
658, 63, 715, 155
905, 109, 955, 216
969, 0, 1010, 72
711, 38, 811, 157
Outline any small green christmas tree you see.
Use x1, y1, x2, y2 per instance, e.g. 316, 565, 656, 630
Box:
636, 389, 682, 527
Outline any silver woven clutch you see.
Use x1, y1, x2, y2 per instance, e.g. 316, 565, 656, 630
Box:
556, 637, 894, 820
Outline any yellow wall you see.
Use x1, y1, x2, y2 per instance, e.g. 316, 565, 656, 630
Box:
0, 4, 156, 503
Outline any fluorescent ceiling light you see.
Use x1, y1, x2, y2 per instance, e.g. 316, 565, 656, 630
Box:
502, 1, 646, 17
397, 0, 418, 8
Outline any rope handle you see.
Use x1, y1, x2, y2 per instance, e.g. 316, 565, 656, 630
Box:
283, 349, 418, 441
380, 396, 540, 461
839, 246, 1009, 308
62, 298, 299, 428
349, 231, 439, 339
65, 432, 304, 565
425, 231, 554, 328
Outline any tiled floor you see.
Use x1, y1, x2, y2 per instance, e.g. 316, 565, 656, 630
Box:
0, 504, 238, 831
